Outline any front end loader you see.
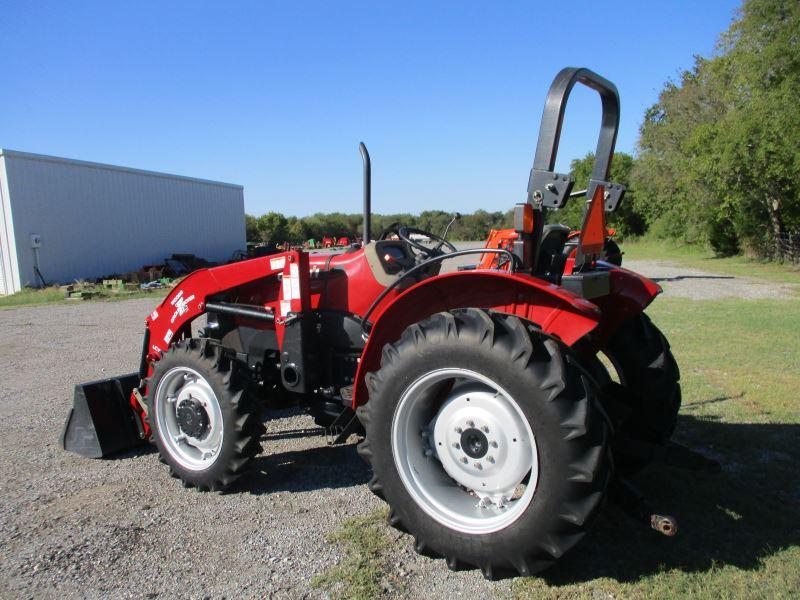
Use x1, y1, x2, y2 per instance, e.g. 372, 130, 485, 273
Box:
61, 67, 717, 578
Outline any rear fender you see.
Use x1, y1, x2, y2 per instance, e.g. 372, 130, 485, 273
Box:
590, 263, 662, 346
352, 270, 601, 407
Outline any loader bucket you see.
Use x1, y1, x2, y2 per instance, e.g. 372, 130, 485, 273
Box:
60, 373, 146, 458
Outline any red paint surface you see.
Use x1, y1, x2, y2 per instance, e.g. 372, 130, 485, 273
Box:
131, 242, 661, 434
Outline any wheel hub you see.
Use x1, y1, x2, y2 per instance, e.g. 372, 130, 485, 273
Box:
392, 368, 539, 535
430, 384, 533, 503
154, 367, 224, 471
176, 398, 209, 439
460, 428, 488, 459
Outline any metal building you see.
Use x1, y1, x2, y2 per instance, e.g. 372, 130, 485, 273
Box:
0, 149, 245, 295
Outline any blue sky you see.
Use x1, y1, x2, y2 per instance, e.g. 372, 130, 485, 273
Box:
1, 1, 741, 216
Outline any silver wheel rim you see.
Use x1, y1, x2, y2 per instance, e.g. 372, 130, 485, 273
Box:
391, 368, 538, 534
154, 366, 224, 471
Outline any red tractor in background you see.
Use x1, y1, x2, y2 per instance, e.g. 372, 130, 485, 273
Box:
62, 68, 715, 579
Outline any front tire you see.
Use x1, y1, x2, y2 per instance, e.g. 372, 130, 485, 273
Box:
146, 339, 264, 491
357, 309, 611, 578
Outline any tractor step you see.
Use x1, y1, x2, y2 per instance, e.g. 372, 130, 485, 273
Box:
60, 373, 146, 458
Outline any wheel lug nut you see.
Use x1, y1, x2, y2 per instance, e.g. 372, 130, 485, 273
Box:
461, 457, 468, 464
455, 427, 463, 434
467, 420, 475, 428
487, 456, 495, 463
424, 448, 433, 457
474, 462, 483, 470
490, 441, 498, 448
452, 442, 460, 449
482, 426, 489, 433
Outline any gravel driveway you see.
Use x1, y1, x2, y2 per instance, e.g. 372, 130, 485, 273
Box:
623, 260, 799, 300
0, 298, 508, 599
0, 258, 792, 599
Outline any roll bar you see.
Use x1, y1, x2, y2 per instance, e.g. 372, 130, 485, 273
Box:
527, 67, 625, 212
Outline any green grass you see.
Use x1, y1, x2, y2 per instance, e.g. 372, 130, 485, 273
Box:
326, 295, 800, 599
0, 286, 66, 307
509, 295, 800, 599
312, 509, 400, 600
622, 238, 800, 285
0, 285, 168, 309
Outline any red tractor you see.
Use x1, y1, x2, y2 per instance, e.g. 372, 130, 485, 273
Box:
62, 68, 712, 578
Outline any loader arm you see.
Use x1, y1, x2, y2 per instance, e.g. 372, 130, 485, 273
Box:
135, 251, 310, 436
145, 250, 310, 353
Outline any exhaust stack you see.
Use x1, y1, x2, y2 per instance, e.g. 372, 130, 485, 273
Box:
359, 142, 371, 243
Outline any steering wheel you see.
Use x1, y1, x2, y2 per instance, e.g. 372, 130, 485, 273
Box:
398, 226, 457, 257
378, 221, 402, 241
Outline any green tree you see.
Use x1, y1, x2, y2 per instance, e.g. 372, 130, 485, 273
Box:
244, 214, 259, 243
702, 0, 800, 258
287, 218, 307, 243
257, 212, 288, 243
633, 0, 800, 258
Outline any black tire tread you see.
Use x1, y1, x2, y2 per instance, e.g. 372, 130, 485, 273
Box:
145, 338, 264, 492
604, 313, 681, 443
357, 308, 611, 578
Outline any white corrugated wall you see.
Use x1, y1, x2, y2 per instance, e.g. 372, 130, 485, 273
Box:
0, 150, 246, 291
0, 153, 18, 295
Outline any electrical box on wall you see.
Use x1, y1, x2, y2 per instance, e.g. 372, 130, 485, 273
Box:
30, 234, 42, 249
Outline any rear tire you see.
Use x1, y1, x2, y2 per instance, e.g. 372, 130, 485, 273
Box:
604, 313, 681, 443
357, 309, 611, 578
597, 314, 681, 472
145, 339, 264, 491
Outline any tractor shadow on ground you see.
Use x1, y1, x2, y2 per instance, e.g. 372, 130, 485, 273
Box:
230, 406, 370, 495
231, 437, 370, 496
540, 413, 800, 586
649, 275, 735, 283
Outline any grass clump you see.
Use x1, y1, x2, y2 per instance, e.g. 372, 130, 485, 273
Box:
0, 286, 65, 307
0, 283, 168, 309
312, 509, 398, 600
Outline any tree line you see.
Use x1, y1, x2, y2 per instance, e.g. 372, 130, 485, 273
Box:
247, 0, 799, 260
245, 210, 512, 244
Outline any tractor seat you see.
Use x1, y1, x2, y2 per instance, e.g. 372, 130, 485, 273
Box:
535, 224, 571, 282
540, 224, 570, 254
